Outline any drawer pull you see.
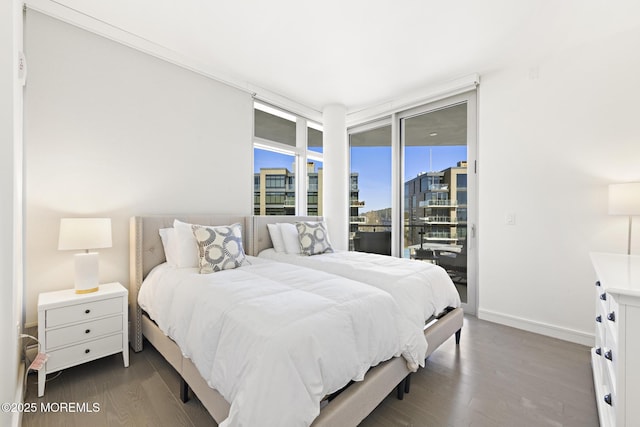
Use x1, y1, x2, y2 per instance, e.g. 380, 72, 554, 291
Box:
604, 394, 612, 406
596, 315, 602, 323
605, 349, 613, 361
595, 281, 601, 287
85, 309, 91, 314
85, 329, 91, 334
85, 349, 91, 354
608, 312, 616, 322
600, 293, 607, 301
595, 347, 602, 356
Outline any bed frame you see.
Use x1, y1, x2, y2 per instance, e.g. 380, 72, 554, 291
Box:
130, 215, 463, 426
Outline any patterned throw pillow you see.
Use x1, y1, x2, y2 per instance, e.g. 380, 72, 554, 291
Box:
295, 221, 334, 256
191, 223, 248, 273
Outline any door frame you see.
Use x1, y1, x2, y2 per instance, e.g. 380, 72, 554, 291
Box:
395, 91, 478, 315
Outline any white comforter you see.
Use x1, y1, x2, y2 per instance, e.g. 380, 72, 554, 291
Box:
138, 257, 408, 427
258, 249, 461, 367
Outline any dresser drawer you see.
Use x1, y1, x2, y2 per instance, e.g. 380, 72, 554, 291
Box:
46, 333, 123, 372
595, 318, 605, 349
607, 294, 619, 337
46, 315, 123, 349
602, 376, 616, 427
46, 297, 123, 328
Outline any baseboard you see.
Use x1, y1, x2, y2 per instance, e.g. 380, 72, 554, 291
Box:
13, 362, 25, 427
478, 308, 594, 347
23, 321, 37, 330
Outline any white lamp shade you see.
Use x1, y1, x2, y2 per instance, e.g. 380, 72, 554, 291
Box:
58, 218, 112, 250
608, 183, 640, 216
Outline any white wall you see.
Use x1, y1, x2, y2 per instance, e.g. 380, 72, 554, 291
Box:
24, 11, 253, 325
478, 25, 640, 343
0, 0, 23, 423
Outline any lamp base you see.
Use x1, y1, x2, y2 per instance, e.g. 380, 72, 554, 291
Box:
75, 286, 99, 294
74, 252, 100, 294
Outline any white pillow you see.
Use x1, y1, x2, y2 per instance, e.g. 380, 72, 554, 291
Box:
158, 228, 179, 267
279, 222, 301, 254
173, 219, 200, 268
267, 223, 286, 253
191, 223, 248, 273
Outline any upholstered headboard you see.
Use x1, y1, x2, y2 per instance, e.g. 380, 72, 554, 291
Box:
250, 215, 322, 256
129, 214, 249, 352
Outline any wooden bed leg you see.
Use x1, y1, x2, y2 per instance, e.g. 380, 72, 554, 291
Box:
180, 378, 190, 403
404, 374, 411, 394
396, 379, 405, 400
455, 328, 462, 345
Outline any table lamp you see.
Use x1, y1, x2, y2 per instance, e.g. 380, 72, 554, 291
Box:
58, 218, 112, 293
608, 183, 640, 255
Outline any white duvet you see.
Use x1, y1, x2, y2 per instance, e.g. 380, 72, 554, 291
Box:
138, 257, 410, 427
258, 249, 461, 367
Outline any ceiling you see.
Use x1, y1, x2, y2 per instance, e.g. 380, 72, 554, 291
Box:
42, 0, 640, 112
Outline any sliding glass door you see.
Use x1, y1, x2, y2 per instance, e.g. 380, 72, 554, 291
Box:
399, 93, 477, 311
348, 91, 477, 313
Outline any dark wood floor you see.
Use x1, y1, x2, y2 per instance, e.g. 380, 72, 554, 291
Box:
23, 315, 598, 426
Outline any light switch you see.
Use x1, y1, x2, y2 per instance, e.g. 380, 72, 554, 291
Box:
505, 213, 516, 226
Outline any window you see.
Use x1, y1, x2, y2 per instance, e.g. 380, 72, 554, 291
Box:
457, 174, 467, 188
349, 123, 392, 251
253, 102, 323, 216
265, 175, 285, 189
254, 150, 294, 216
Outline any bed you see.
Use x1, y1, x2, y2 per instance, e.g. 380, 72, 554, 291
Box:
252, 215, 462, 350
130, 215, 463, 427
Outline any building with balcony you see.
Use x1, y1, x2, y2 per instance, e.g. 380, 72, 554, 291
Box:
254, 162, 361, 217
404, 161, 467, 249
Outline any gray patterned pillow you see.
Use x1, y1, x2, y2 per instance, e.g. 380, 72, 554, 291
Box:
191, 223, 248, 273
295, 221, 334, 256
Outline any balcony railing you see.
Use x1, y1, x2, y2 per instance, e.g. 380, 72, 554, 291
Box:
423, 231, 459, 241
418, 199, 458, 207
347, 223, 464, 253
350, 200, 365, 207
429, 184, 449, 191
420, 216, 458, 224
350, 216, 367, 224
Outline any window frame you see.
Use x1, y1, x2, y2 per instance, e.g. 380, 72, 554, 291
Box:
253, 101, 324, 216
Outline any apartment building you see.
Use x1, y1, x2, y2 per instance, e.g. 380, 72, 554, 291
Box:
254, 162, 360, 217
404, 161, 468, 250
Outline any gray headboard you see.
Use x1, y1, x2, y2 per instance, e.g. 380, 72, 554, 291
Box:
251, 215, 322, 255
129, 214, 250, 352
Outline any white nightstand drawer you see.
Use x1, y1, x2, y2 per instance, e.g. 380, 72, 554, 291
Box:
46, 315, 123, 349
46, 333, 123, 372
38, 283, 129, 397
46, 296, 122, 328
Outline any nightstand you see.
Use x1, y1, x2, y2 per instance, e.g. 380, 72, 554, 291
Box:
37, 282, 129, 397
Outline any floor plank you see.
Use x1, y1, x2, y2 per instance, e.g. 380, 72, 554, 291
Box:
23, 315, 598, 426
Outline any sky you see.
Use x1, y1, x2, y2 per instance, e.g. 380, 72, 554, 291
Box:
353, 145, 466, 212
255, 145, 466, 212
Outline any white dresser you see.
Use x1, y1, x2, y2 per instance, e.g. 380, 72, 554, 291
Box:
37, 282, 129, 397
591, 252, 640, 427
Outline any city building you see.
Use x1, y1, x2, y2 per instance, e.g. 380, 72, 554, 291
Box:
254, 162, 361, 217
404, 161, 467, 252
